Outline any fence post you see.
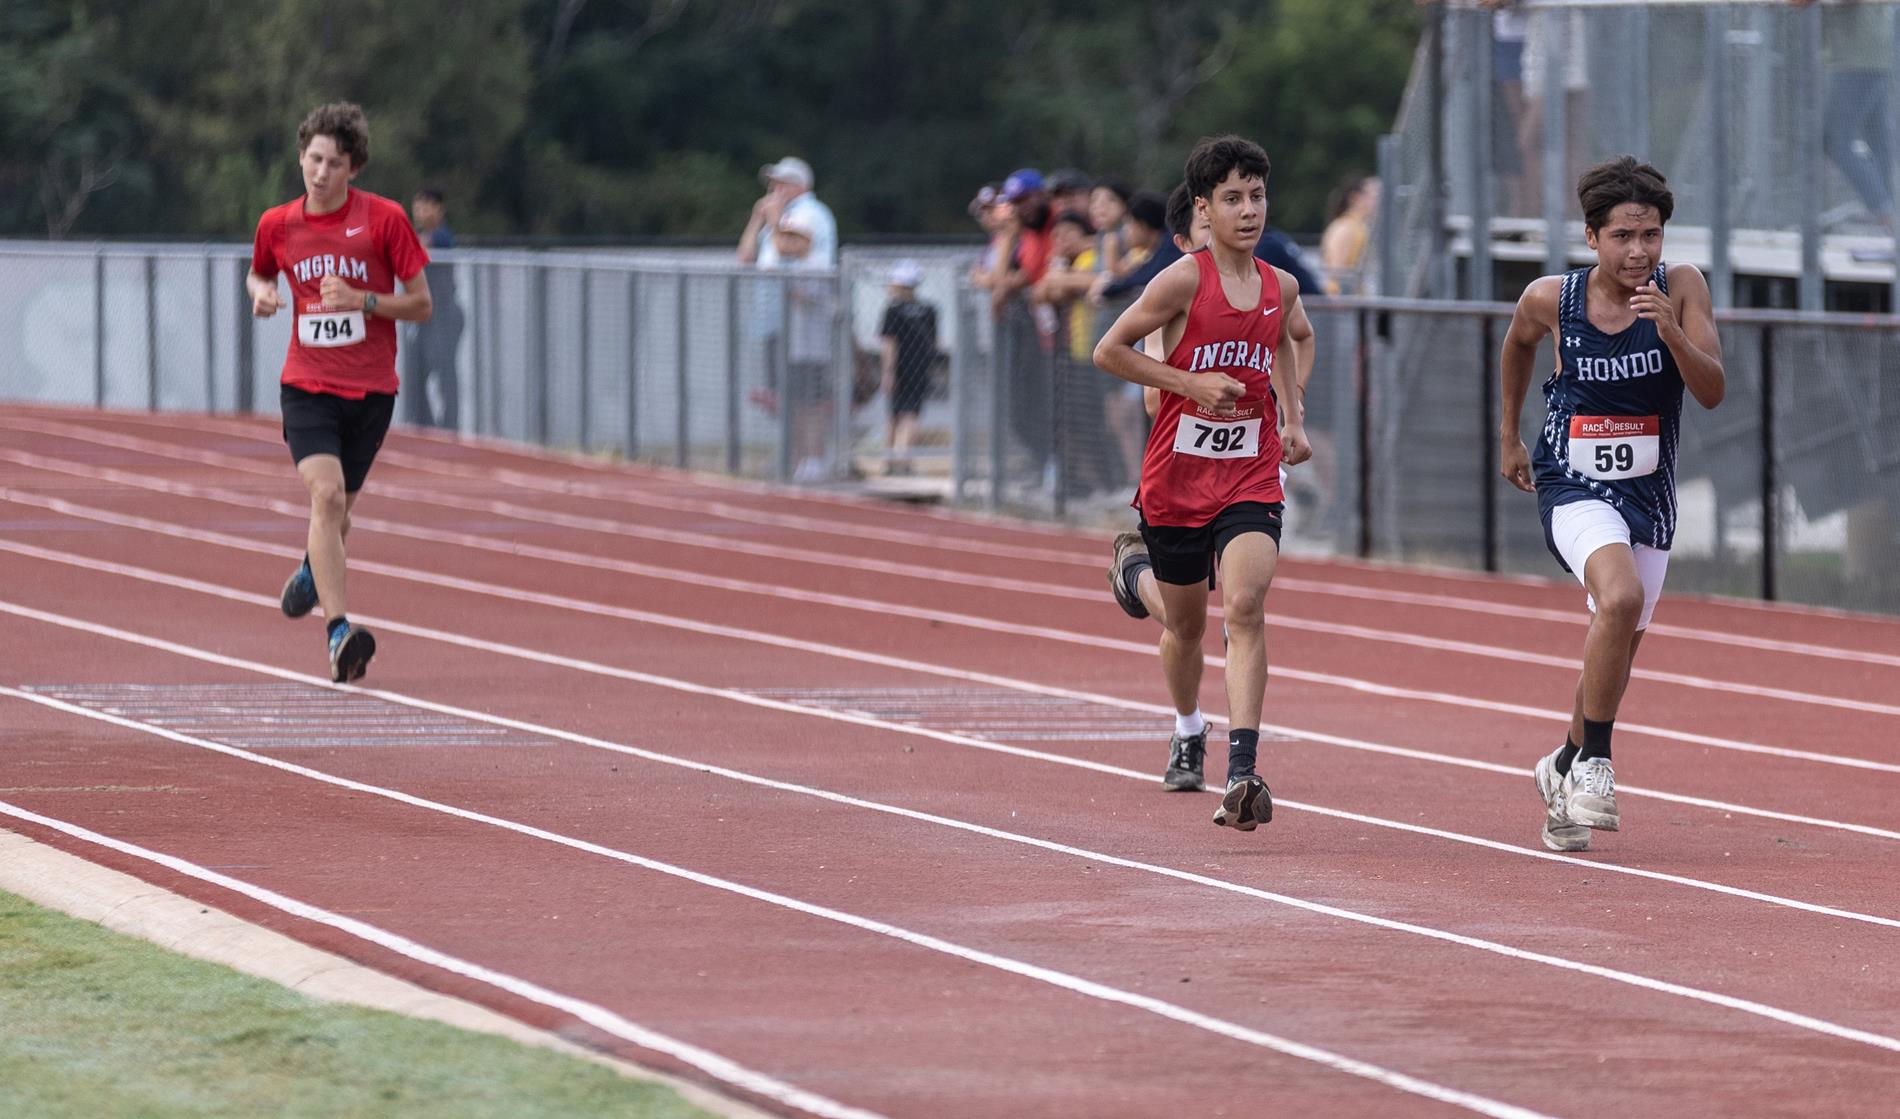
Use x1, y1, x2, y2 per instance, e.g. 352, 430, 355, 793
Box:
534, 263, 550, 445
1705, 6, 1733, 309
726, 272, 742, 475
832, 269, 853, 482
93, 250, 106, 407
235, 257, 254, 414
1479, 313, 1498, 572
986, 311, 1004, 512
777, 274, 794, 481
1541, 8, 1570, 278
1759, 325, 1777, 601
1356, 307, 1374, 558
1466, 7, 1494, 303
203, 254, 216, 411
469, 262, 484, 434
950, 286, 971, 503
144, 255, 161, 410
578, 267, 593, 452
1796, 1, 1825, 311
1376, 135, 1400, 298
626, 271, 641, 461
675, 272, 690, 470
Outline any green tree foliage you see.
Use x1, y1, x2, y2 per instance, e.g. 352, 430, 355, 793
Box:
0, 0, 1417, 240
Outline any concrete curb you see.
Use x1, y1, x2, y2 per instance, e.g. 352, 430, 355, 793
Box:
0, 826, 770, 1119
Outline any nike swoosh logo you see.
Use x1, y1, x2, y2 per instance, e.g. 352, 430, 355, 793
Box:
346, 226, 366, 237
1262, 306, 1278, 317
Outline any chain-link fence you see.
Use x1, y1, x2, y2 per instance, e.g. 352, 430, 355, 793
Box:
2, 240, 1896, 615
1389, 1, 1900, 311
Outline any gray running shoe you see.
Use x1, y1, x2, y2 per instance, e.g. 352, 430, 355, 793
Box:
1212, 773, 1272, 831
328, 623, 376, 684
1563, 757, 1620, 831
1534, 748, 1591, 852
281, 559, 318, 618
1162, 729, 1207, 791
1107, 532, 1150, 619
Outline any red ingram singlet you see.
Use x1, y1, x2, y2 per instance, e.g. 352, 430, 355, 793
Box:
250, 188, 429, 398
1134, 250, 1285, 526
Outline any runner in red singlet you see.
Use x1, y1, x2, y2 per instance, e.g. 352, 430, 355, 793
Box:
1094, 135, 1314, 832
247, 102, 432, 683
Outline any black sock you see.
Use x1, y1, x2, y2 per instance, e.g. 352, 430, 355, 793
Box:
1579, 718, 1614, 763
326, 615, 349, 640
1555, 736, 1579, 776
1121, 555, 1151, 600
1227, 729, 1259, 782
301, 553, 312, 573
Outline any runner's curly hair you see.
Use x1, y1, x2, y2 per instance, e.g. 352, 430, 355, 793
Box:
1577, 156, 1673, 231
297, 102, 370, 170
1184, 135, 1270, 202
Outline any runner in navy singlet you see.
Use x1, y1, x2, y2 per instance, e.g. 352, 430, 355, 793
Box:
1498, 156, 1726, 852
1094, 135, 1316, 833
247, 102, 433, 683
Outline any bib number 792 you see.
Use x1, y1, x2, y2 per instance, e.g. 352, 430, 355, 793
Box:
1172, 416, 1261, 460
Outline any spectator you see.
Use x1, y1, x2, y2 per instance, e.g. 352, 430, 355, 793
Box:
738, 156, 837, 268
1089, 178, 1132, 277
966, 183, 1008, 288
995, 168, 1057, 485
1320, 174, 1379, 294
1047, 168, 1095, 223
1790, 0, 1895, 228
405, 186, 463, 429
1099, 190, 1167, 487
770, 207, 835, 483
878, 259, 939, 476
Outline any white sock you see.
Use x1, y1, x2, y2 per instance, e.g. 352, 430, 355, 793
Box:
1175, 710, 1207, 737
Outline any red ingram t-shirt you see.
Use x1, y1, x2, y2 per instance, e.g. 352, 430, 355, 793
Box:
250, 188, 429, 398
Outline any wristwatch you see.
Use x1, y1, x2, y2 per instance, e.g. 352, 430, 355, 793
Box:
364, 292, 379, 315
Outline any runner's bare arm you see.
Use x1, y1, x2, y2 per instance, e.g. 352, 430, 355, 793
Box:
1272, 268, 1311, 465
1094, 256, 1243, 412
1499, 275, 1561, 493
1648, 263, 1725, 409
319, 268, 433, 323
246, 270, 283, 317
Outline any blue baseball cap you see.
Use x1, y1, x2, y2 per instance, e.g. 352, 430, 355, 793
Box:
1002, 169, 1044, 201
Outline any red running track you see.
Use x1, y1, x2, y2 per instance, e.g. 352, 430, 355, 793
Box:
3, 405, 1898, 1118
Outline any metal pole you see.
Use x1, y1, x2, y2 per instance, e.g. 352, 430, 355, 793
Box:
1426, 2, 1449, 297
1542, 8, 1571, 279
632, 272, 647, 459
145, 255, 159, 410
1480, 313, 1498, 572
203, 254, 216, 411
777, 275, 794, 482
578, 268, 593, 452
1759, 325, 1777, 601
235, 257, 254, 414
1376, 135, 1401, 298
469, 262, 484, 434
1050, 349, 1066, 519
1707, 5, 1733, 309
675, 271, 690, 470
93, 251, 106, 407
1468, 7, 1495, 303
535, 264, 551, 445
986, 309, 1004, 512
950, 286, 971, 503
726, 272, 742, 474
832, 270, 852, 481
1356, 307, 1374, 558
1797, 1, 1825, 311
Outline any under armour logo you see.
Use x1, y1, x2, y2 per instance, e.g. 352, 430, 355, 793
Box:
1563, 335, 1581, 348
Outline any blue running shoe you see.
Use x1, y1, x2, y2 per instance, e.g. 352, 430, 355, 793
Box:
281, 559, 318, 618
328, 623, 376, 683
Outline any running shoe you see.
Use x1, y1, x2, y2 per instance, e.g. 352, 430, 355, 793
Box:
1563, 757, 1619, 831
1107, 531, 1150, 619
1212, 773, 1272, 831
280, 558, 318, 618
328, 623, 376, 684
1162, 729, 1207, 791
1533, 748, 1591, 852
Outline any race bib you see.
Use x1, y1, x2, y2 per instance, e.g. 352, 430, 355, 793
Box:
299, 309, 366, 348
1570, 415, 1659, 480
1172, 415, 1261, 459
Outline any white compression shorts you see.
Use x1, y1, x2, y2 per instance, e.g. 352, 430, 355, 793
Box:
1547, 499, 1670, 630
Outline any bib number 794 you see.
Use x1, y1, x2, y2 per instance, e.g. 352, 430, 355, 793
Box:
299, 309, 365, 348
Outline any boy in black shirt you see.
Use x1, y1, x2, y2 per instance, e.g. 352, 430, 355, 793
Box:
878, 259, 939, 475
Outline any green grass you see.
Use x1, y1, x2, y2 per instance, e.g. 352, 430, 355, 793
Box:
0, 891, 721, 1119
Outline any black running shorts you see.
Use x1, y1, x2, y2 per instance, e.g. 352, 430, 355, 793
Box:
281, 384, 396, 492
1139, 501, 1284, 587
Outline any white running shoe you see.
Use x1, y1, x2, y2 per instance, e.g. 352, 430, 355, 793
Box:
1533, 749, 1590, 852
1563, 757, 1620, 831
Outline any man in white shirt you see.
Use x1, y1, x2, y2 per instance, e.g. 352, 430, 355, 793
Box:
738, 156, 837, 268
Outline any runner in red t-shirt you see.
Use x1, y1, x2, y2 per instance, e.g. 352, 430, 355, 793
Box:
1093, 135, 1314, 832
246, 102, 432, 684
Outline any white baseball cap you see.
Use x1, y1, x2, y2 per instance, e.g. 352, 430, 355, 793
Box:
888, 259, 923, 287
760, 156, 815, 189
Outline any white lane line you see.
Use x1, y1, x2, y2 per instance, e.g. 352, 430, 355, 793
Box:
5, 589, 1900, 934
10, 431, 1900, 708
13, 678, 1900, 1065
80, 410, 1900, 669
6, 524, 1900, 848
0, 702, 1556, 1119
6, 468, 1897, 778
0, 799, 884, 1119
